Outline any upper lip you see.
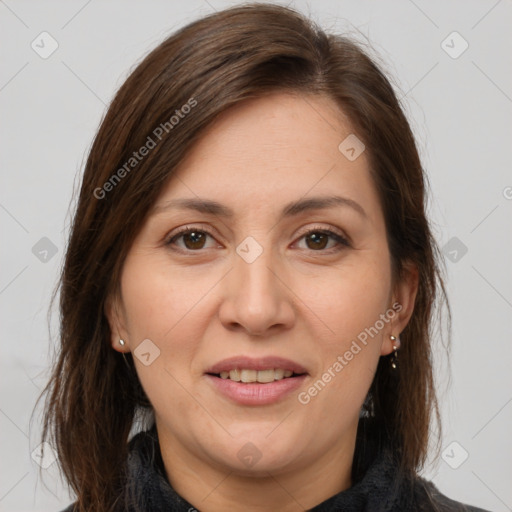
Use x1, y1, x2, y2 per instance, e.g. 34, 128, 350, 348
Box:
206, 356, 308, 375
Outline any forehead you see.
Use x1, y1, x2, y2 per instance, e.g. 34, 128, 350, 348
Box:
157, 92, 381, 223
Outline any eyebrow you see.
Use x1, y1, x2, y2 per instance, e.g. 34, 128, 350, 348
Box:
152, 195, 367, 220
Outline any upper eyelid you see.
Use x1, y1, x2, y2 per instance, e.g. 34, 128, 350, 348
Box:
167, 222, 347, 238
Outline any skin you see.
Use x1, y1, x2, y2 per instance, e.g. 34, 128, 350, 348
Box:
107, 92, 418, 511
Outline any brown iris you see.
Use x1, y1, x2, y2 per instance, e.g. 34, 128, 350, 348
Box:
182, 231, 207, 250
305, 232, 329, 250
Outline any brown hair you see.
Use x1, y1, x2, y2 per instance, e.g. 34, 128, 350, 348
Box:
40, 3, 450, 510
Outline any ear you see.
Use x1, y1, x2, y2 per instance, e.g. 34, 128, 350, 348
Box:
104, 291, 130, 353
380, 260, 419, 356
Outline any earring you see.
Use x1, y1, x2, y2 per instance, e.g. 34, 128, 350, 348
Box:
390, 334, 400, 369
118, 340, 131, 369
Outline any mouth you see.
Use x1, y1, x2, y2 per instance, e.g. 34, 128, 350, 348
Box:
205, 356, 309, 405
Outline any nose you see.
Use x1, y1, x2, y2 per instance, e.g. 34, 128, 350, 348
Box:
217, 245, 295, 336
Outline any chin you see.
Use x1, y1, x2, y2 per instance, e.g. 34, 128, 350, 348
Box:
207, 432, 308, 476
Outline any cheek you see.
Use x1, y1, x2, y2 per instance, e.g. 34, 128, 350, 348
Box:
119, 256, 223, 398
120, 256, 213, 344
299, 251, 392, 344
118, 264, 186, 399
295, 255, 390, 409
120, 261, 201, 411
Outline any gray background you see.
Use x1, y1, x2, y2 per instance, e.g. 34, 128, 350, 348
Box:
1, 1, 511, 511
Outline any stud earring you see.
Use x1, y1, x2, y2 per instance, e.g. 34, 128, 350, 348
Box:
119, 339, 125, 346
390, 334, 400, 370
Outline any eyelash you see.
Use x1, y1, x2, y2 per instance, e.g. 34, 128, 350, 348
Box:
165, 224, 351, 254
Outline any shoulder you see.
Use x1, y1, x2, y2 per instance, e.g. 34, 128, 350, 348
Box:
412, 476, 492, 512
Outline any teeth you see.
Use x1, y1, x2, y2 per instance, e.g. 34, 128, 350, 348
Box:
219, 368, 298, 383
229, 369, 241, 382
274, 369, 285, 379
240, 369, 257, 383
256, 369, 275, 383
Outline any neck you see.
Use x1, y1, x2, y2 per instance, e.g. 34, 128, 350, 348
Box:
156, 422, 357, 512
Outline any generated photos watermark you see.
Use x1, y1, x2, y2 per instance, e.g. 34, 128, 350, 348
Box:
298, 301, 402, 405
94, 97, 197, 199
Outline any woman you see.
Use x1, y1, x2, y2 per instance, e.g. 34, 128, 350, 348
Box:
40, 3, 490, 511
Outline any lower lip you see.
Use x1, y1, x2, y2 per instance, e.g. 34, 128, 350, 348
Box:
205, 374, 307, 405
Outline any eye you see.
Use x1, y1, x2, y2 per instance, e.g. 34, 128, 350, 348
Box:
294, 227, 350, 253
166, 225, 219, 251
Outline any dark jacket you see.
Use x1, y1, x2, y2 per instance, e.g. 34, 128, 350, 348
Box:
61, 418, 492, 511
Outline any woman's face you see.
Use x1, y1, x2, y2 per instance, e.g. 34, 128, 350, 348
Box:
108, 92, 417, 486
